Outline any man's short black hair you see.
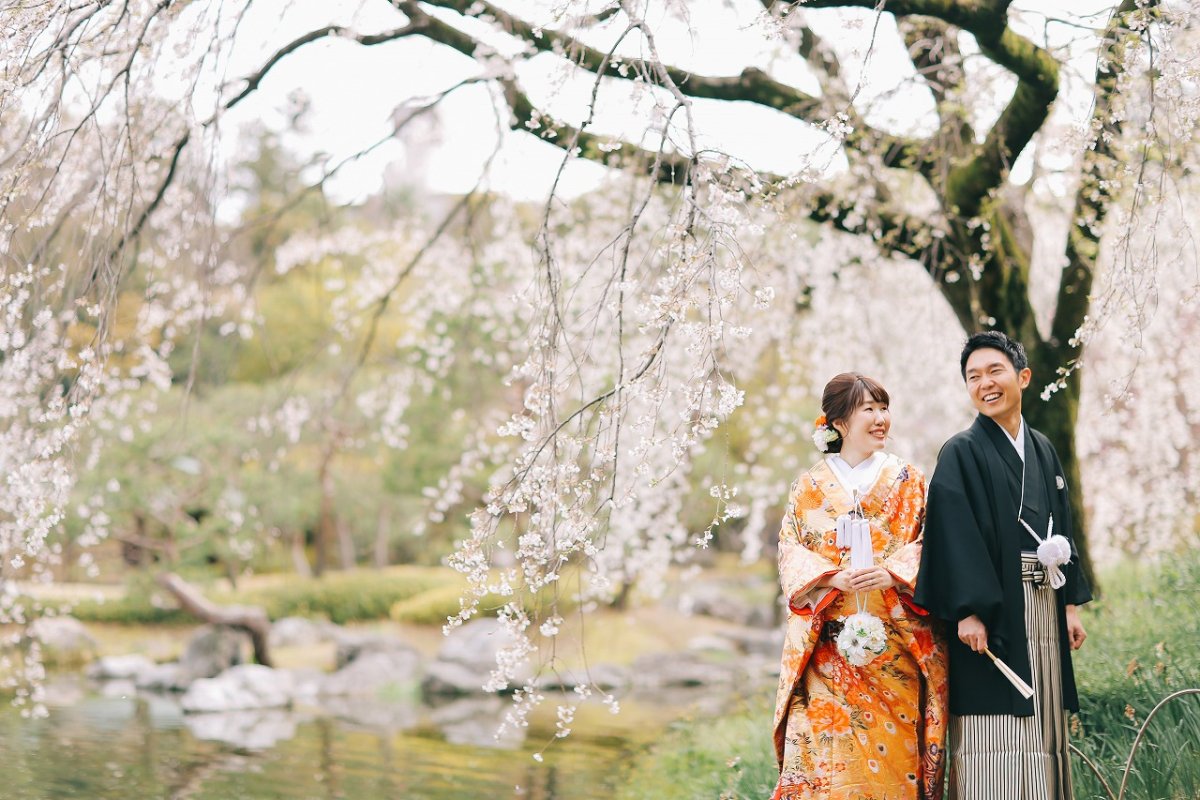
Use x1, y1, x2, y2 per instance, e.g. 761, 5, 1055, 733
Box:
960, 331, 1029, 379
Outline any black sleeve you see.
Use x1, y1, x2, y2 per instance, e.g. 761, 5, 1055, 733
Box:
1051, 448, 1093, 607
914, 439, 1004, 628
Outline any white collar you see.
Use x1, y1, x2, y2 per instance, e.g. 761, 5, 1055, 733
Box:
1003, 418, 1026, 462
826, 452, 888, 498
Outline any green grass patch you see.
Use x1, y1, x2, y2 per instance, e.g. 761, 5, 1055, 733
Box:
613, 704, 777, 800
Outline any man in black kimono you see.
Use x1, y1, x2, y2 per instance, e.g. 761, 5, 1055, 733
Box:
914, 331, 1091, 798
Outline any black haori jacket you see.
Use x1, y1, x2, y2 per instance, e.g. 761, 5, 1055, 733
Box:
914, 414, 1092, 716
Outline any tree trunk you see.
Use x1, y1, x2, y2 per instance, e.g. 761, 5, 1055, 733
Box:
337, 517, 356, 570
1024, 345, 1097, 593
373, 505, 390, 569
290, 530, 312, 577
315, 443, 335, 578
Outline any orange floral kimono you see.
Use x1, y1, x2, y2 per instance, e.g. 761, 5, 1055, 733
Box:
772, 454, 948, 800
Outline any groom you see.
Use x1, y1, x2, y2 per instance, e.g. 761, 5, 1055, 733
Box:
915, 331, 1091, 798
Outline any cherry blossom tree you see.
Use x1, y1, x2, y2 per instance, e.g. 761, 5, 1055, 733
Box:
3, 0, 1198, 727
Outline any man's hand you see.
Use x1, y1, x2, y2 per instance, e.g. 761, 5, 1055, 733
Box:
1065, 604, 1087, 650
958, 614, 988, 653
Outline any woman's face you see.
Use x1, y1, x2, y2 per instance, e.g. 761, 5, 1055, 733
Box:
833, 396, 891, 455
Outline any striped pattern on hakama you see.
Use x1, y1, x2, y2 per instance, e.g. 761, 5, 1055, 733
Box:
948, 553, 1073, 800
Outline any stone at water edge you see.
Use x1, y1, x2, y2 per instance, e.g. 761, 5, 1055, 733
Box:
180, 664, 294, 713
320, 648, 423, 696
87, 654, 156, 682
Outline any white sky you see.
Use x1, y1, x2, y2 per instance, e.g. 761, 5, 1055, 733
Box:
209, 0, 1122, 211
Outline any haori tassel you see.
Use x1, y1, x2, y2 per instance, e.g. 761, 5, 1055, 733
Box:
1020, 514, 1070, 589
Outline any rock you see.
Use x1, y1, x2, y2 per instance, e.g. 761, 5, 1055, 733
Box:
184, 708, 299, 749
333, 633, 417, 670
321, 648, 422, 696
178, 625, 248, 681
686, 634, 740, 655
28, 616, 97, 664
181, 664, 294, 713
629, 652, 739, 689
98, 679, 137, 699
422, 659, 490, 697
269, 617, 332, 649
285, 667, 326, 702
437, 619, 522, 672
717, 627, 785, 658
135, 663, 188, 692
87, 654, 156, 682
535, 663, 629, 692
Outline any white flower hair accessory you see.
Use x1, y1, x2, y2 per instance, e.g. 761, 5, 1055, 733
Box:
836, 611, 888, 666
811, 414, 839, 453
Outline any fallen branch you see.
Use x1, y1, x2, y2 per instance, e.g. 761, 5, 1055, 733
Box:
156, 572, 273, 667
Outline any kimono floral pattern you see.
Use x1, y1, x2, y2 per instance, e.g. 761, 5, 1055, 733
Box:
773, 455, 948, 800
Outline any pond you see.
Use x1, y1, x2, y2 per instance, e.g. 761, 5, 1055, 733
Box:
0, 675, 726, 799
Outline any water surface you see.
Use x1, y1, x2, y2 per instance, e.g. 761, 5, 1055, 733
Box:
0, 676, 688, 799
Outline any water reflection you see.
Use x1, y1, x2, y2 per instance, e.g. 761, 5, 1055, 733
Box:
0, 674, 730, 799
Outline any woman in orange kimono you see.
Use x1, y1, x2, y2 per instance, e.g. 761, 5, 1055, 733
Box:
772, 373, 948, 800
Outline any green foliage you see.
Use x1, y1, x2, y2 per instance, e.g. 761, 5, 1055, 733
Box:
72, 567, 454, 626
239, 568, 451, 624
388, 582, 488, 625
1070, 554, 1200, 799
612, 705, 777, 800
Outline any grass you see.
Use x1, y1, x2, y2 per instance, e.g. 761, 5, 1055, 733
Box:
610, 554, 1200, 800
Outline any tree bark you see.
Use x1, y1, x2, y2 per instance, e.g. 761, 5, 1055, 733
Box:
156, 572, 273, 667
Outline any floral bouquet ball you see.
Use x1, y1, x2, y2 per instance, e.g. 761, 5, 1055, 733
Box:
836, 612, 888, 666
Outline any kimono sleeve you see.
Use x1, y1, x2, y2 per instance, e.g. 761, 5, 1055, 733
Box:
912, 440, 1004, 627
778, 480, 839, 613
883, 467, 925, 593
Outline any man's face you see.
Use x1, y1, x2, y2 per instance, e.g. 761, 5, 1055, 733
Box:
963, 347, 1031, 419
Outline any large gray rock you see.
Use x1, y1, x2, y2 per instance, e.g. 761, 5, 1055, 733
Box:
28, 616, 97, 664
717, 627, 786, 658
629, 652, 740, 689
421, 618, 533, 696
321, 648, 422, 696
269, 617, 333, 649
87, 654, 156, 682
437, 618, 522, 671
534, 663, 630, 692
181, 664, 294, 713
178, 625, 248, 681
422, 659, 489, 696
333, 633, 417, 670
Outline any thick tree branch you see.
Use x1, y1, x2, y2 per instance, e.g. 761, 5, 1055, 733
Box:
947, 28, 1058, 217
1053, 0, 1159, 349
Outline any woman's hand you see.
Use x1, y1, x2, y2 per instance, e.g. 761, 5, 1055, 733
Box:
824, 567, 893, 593
847, 566, 895, 592
825, 570, 856, 592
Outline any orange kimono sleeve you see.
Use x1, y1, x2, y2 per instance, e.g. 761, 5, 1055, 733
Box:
778, 479, 839, 614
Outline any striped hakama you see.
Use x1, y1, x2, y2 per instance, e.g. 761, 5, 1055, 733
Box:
948, 553, 1073, 799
